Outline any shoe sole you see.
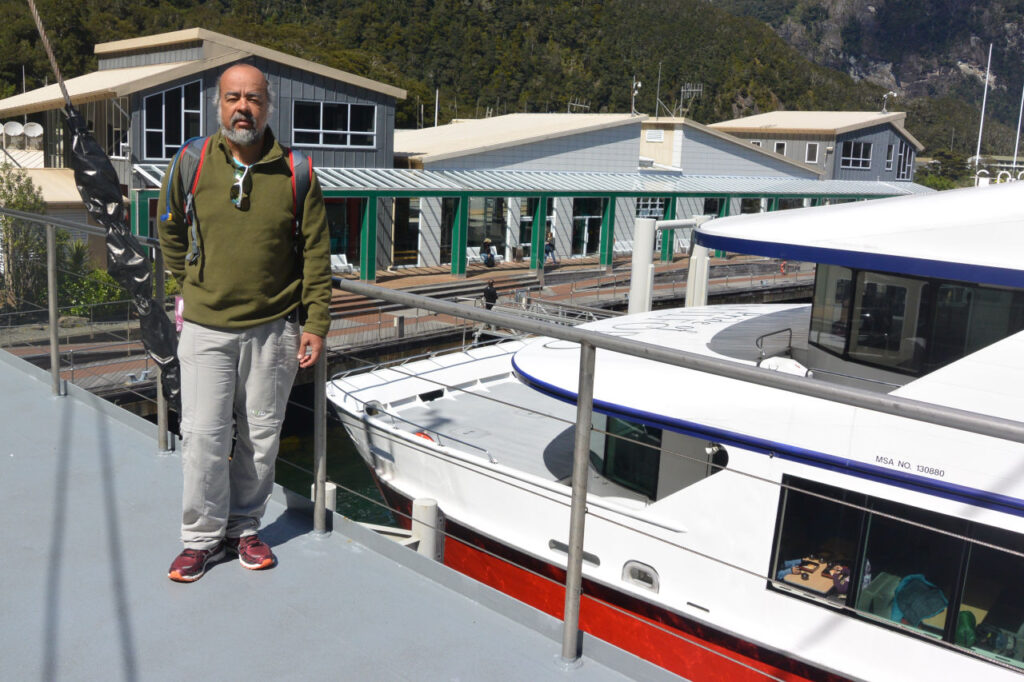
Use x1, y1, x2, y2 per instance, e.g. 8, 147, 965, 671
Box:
168, 547, 226, 583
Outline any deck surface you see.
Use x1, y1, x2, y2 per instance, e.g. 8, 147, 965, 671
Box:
0, 350, 676, 681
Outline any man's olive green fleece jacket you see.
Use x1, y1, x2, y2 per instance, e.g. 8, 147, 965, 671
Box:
158, 129, 331, 337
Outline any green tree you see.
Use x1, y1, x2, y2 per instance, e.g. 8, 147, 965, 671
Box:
0, 162, 48, 311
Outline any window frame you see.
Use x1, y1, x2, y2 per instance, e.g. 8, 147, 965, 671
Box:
896, 140, 915, 180
774, 141, 787, 156
291, 100, 377, 149
770, 475, 1024, 667
750, 140, 762, 147
142, 79, 203, 161
805, 142, 819, 164
840, 140, 873, 170
885, 144, 895, 171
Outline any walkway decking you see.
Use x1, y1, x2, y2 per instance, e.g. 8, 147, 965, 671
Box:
0, 349, 676, 681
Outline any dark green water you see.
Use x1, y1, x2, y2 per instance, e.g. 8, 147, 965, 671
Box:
276, 386, 396, 526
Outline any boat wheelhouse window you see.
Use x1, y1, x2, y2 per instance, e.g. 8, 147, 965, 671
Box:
773, 475, 1024, 666
809, 264, 1024, 376
809, 265, 853, 355
601, 417, 661, 499
848, 273, 929, 370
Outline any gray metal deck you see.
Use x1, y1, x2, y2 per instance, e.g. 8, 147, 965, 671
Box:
0, 349, 677, 681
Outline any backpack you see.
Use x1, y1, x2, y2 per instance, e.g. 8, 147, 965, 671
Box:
483, 250, 495, 267
161, 136, 312, 265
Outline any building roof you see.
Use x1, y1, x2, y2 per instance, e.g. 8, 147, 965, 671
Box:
22, 169, 89, 207
0, 28, 405, 118
132, 163, 932, 199
395, 113, 645, 165
641, 116, 823, 178
710, 111, 924, 152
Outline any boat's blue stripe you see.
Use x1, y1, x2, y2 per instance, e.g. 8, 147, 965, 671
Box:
512, 357, 1024, 518
693, 234, 1024, 289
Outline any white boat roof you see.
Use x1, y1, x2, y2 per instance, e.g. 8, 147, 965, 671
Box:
696, 181, 1024, 288
511, 305, 1024, 518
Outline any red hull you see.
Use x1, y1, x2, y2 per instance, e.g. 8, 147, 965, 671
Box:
377, 484, 848, 681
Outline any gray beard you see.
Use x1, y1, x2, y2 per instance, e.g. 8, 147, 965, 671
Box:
221, 123, 263, 147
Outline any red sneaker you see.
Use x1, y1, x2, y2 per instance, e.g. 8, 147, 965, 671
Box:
225, 534, 276, 570
168, 543, 225, 582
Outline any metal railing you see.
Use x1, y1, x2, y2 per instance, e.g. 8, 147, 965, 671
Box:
10, 204, 1024, 670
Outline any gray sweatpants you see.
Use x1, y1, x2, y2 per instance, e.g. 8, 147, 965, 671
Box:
177, 318, 300, 549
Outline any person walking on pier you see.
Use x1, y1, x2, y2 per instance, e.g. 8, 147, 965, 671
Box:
159, 63, 331, 582
483, 280, 498, 310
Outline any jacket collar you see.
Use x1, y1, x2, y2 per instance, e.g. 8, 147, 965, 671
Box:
211, 127, 284, 166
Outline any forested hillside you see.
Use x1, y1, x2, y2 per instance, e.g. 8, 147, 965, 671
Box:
0, 0, 1014, 156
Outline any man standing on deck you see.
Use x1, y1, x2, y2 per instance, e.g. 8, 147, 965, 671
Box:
159, 63, 331, 582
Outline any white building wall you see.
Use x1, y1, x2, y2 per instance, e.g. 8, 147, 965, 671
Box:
551, 197, 573, 261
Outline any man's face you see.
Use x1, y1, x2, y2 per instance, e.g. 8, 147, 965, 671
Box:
218, 65, 270, 147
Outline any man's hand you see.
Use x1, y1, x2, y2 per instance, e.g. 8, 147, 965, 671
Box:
298, 332, 324, 368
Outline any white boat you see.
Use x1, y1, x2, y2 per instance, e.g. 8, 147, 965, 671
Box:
327, 182, 1024, 681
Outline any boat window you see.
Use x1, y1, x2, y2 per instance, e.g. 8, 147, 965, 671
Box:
809, 264, 853, 355
854, 500, 965, 637
957, 525, 1024, 666
602, 417, 661, 499
808, 266, 1024, 376
773, 478, 865, 606
848, 273, 929, 372
771, 475, 1024, 664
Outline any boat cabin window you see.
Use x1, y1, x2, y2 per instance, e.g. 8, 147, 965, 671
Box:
809, 264, 1024, 376
772, 475, 1024, 666
599, 417, 661, 499
590, 416, 727, 500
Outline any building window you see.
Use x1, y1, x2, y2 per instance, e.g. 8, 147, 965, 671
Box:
750, 140, 762, 147
636, 197, 665, 219
885, 144, 895, 171
896, 140, 915, 180
772, 475, 1024, 668
107, 96, 130, 159
292, 101, 376, 148
840, 141, 872, 169
144, 80, 202, 160
806, 143, 819, 164
775, 141, 786, 156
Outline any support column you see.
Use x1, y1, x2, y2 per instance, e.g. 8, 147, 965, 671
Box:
599, 196, 615, 271
529, 195, 548, 270
686, 243, 710, 307
659, 196, 677, 262
450, 194, 469, 277
359, 195, 377, 282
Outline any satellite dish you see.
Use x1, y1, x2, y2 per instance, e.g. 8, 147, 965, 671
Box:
23, 122, 43, 138
3, 121, 24, 136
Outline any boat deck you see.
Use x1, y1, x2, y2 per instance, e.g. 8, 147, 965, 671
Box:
0, 349, 674, 681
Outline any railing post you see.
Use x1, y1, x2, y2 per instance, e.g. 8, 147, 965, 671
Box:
46, 223, 62, 396
154, 250, 171, 452
559, 340, 596, 667
312, 349, 329, 535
